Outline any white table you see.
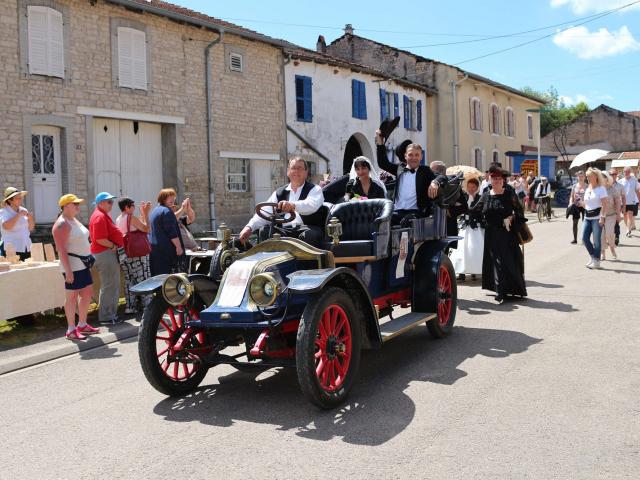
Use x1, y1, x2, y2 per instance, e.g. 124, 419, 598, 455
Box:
0, 262, 66, 319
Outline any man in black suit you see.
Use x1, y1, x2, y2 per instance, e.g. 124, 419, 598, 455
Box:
375, 130, 445, 225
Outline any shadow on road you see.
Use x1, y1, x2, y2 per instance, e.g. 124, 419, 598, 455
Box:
526, 280, 563, 288
152, 326, 541, 446
458, 297, 578, 315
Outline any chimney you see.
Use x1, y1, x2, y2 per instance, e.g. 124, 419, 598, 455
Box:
316, 35, 327, 53
344, 24, 354, 35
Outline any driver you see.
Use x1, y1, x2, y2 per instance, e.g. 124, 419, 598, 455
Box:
238, 157, 324, 248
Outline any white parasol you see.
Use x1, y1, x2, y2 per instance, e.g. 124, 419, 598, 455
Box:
569, 149, 608, 169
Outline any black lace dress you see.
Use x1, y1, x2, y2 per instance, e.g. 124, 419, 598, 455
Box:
475, 190, 527, 298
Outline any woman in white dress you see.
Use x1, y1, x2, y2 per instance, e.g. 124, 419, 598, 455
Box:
451, 177, 484, 281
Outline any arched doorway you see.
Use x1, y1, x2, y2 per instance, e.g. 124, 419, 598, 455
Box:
342, 133, 374, 174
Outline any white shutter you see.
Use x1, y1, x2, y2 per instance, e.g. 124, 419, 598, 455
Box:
48, 9, 64, 78
117, 27, 133, 88
131, 30, 147, 90
27, 6, 49, 75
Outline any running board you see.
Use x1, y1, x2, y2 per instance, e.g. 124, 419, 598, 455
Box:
380, 312, 436, 342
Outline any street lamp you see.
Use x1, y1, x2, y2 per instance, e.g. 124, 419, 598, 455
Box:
526, 108, 542, 177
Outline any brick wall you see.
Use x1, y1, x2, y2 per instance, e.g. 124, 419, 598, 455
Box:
0, 0, 286, 231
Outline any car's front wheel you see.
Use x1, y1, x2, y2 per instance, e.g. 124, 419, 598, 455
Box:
296, 287, 361, 409
138, 296, 209, 396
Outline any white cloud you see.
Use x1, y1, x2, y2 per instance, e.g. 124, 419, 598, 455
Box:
560, 94, 590, 105
550, 0, 640, 14
553, 25, 640, 59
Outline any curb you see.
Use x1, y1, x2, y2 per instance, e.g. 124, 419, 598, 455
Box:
0, 322, 140, 376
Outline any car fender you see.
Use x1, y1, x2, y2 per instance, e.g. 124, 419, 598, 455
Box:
287, 267, 382, 349
412, 239, 452, 313
130, 273, 217, 308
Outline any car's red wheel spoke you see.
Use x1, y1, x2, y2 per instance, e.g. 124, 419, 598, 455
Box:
314, 304, 352, 392
155, 308, 203, 382
157, 346, 169, 357
438, 266, 452, 327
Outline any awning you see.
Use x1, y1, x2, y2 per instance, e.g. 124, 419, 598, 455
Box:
611, 158, 639, 167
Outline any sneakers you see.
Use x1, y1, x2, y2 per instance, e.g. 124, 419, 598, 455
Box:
585, 258, 593, 268
570, 240, 577, 244
77, 324, 100, 335
65, 328, 87, 341
587, 259, 601, 269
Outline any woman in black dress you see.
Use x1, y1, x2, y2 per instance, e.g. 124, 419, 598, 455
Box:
474, 166, 527, 303
345, 156, 387, 200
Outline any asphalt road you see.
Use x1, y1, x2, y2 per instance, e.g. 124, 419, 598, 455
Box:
2, 216, 639, 480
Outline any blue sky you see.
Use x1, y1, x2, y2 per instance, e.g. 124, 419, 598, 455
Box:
182, 0, 640, 111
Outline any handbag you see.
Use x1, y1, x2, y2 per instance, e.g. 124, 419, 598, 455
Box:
179, 221, 198, 250
68, 252, 96, 269
123, 214, 151, 258
516, 222, 533, 245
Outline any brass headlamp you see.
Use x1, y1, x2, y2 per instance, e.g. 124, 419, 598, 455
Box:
162, 273, 194, 307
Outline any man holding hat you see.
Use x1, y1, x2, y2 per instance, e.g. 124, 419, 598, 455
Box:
1, 187, 34, 260
89, 192, 124, 324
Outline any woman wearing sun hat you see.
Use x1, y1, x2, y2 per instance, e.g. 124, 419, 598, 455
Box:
52, 194, 100, 340
0, 187, 34, 260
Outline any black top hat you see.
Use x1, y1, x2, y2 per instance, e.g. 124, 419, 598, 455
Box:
379, 116, 401, 142
395, 139, 413, 161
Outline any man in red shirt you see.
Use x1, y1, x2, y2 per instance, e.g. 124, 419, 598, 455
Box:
89, 192, 124, 324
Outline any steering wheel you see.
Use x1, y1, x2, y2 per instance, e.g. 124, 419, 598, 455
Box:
255, 202, 295, 225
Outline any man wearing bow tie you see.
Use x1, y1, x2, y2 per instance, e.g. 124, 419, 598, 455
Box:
375, 130, 445, 225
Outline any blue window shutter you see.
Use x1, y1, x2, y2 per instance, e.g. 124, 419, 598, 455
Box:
352, 79, 358, 118
393, 93, 399, 118
403, 95, 409, 128
379, 89, 387, 121
359, 81, 367, 120
303, 76, 312, 122
416, 99, 422, 131
421, 149, 426, 166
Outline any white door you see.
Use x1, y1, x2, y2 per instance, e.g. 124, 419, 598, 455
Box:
252, 160, 272, 206
93, 118, 163, 219
31, 126, 62, 223
120, 120, 162, 205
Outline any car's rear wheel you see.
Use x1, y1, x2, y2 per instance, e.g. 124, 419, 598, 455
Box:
427, 254, 457, 338
138, 296, 209, 396
296, 287, 361, 409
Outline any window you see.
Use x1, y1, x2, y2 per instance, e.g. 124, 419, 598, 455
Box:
226, 158, 249, 192
527, 114, 534, 140
352, 79, 367, 119
416, 99, 422, 132
473, 148, 483, 170
492, 150, 499, 164
229, 52, 243, 72
117, 27, 147, 90
470, 98, 482, 131
490, 103, 501, 135
506, 107, 515, 137
380, 89, 394, 121
27, 6, 64, 78
295, 75, 312, 122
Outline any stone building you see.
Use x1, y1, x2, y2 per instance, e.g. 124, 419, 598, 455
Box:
284, 44, 433, 181
326, 27, 545, 173
0, 0, 289, 231
541, 104, 640, 163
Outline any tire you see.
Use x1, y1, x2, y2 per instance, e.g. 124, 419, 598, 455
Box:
296, 287, 362, 409
427, 254, 457, 338
538, 205, 544, 223
138, 296, 209, 396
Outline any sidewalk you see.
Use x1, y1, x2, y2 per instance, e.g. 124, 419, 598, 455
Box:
0, 316, 141, 375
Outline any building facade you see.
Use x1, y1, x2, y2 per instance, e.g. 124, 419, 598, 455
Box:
284, 46, 432, 180
0, 0, 288, 231
326, 30, 545, 172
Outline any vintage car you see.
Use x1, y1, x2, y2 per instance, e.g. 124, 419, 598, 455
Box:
131, 182, 461, 409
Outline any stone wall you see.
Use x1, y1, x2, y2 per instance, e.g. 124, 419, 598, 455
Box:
0, 0, 286, 231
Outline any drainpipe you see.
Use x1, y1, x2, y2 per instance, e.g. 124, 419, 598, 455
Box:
451, 74, 468, 164
205, 30, 223, 230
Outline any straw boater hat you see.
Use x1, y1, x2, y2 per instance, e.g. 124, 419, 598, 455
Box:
2, 187, 27, 206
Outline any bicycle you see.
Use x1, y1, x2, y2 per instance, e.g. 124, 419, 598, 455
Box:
536, 195, 552, 223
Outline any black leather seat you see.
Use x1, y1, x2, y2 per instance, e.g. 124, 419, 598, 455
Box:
327, 199, 393, 258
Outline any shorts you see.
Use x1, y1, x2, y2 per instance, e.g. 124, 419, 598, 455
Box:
62, 268, 93, 290
625, 204, 638, 215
